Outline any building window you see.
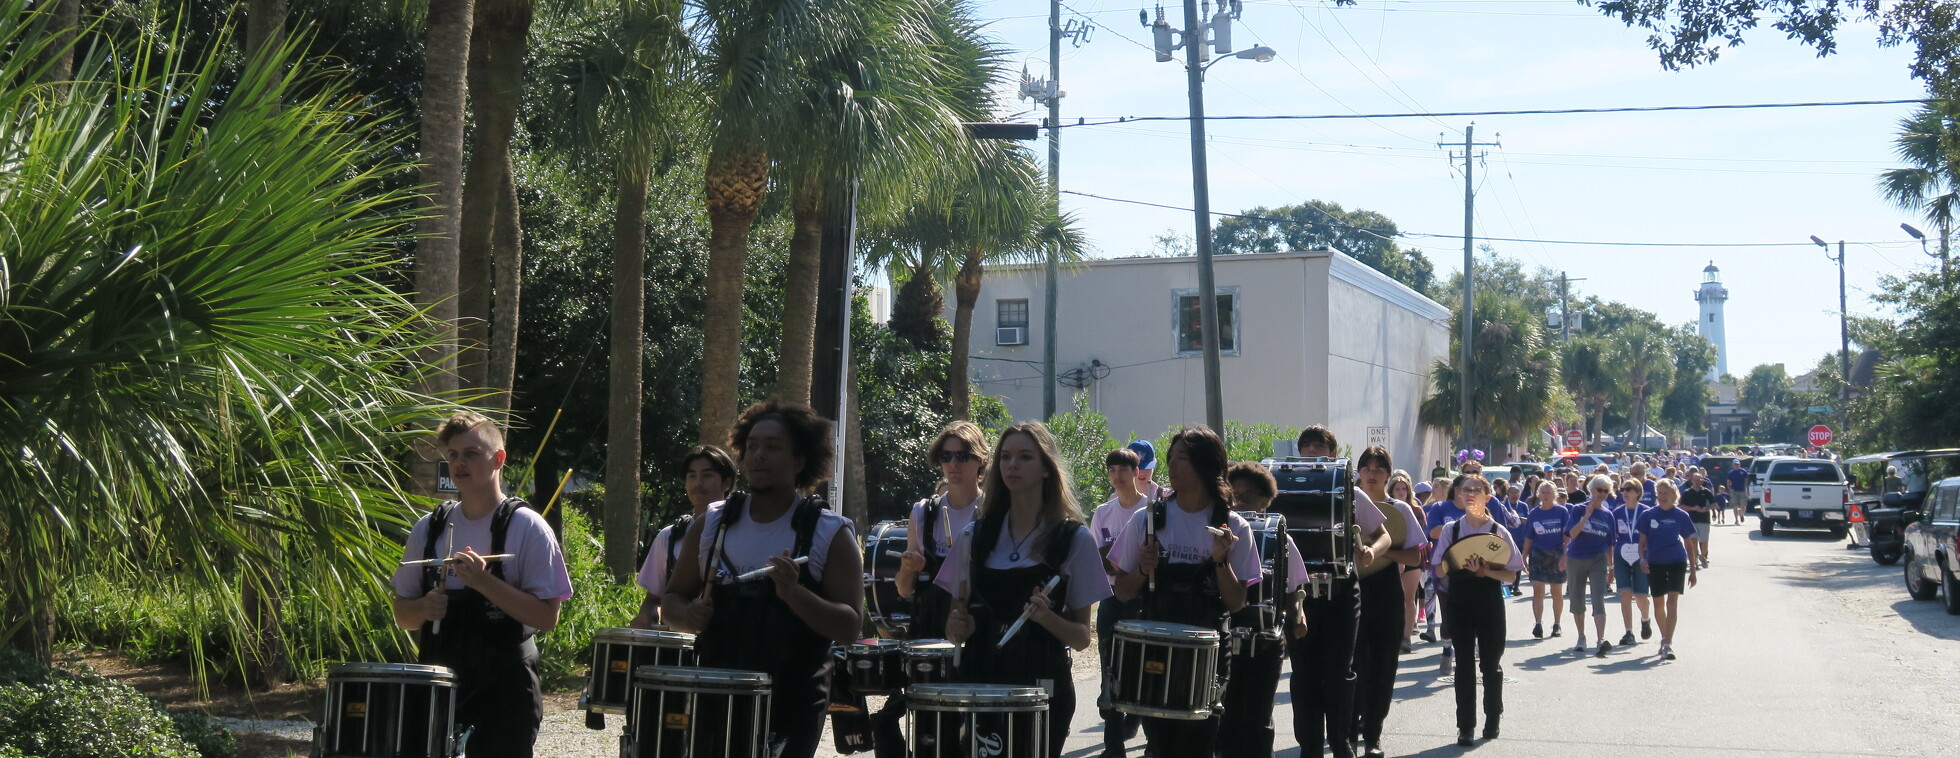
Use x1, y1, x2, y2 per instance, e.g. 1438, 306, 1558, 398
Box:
1173, 287, 1239, 356
1707, 313, 1715, 323
997, 299, 1029, 328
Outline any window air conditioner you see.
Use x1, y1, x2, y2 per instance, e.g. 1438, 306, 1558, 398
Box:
996, 326, 1027, 346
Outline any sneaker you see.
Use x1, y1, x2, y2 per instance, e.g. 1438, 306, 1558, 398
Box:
1665, 645, 1677, 661
1640, 620, 1653, 640
1597, 640, 1611, 658
1574, 635, 1587, 653
1457, 729, 1474, 747
1619, 631, 1636, 647
1532, 622, 1543, 639
1400, 639, 1413, 655
1440, 648, 1454, 676
1419, 630, 1436, 643
1550, 623, 1562, 638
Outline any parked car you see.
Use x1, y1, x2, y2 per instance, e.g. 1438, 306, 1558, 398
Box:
1848, 449, 1960, 565
1500, 461, 1548, 482
1758, 458, 1850, 537
1902, 476, 1960, 614
1746, 455, 1799, 510
1699, 454, 1743, 489
1559, 453, 1619, 474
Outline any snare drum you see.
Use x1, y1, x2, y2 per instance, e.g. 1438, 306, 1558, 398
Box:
863, 520, 913, 636
584, 628, 697, 717
316, 662, 459, 758
903, 640, 958, 687
1107, 621, 1221, 721
908, 684, 1048, 758
626, 666, 773, 758
843, 638, 906, 695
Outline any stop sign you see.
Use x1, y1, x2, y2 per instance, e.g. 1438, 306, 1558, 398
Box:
1809, 425, 1834, 447
1564, 429, 1584, 449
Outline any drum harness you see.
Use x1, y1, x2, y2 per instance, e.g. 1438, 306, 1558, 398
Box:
1145, 492, 1234, 706
417, 496, 533, 744
1232, 511, 1294, 657
964, 515, 1080, 686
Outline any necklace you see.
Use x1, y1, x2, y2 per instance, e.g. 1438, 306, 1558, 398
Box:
1006, 516, 1042, 562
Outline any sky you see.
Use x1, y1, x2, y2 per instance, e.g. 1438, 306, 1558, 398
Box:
960, 0, 1939, 380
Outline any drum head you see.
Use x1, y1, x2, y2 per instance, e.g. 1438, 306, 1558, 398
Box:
1445, 533, 1513, 572
593, 627, 696, 646
903, 640, 956, 655
1114, 620, 1220, 642
848, 638, 905, 654
634, 665, 773, 691
326, 662, 455, 683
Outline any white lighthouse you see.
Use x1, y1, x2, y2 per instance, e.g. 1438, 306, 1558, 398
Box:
1696, 261, 1729, 380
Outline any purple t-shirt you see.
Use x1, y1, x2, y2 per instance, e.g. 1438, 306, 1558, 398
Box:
1637, 507, 1697, 565
1425, 500, 1467, 535
1726, 467, 1748, 493
1521, 505, 1569, 554
1564, 503, 1617, 560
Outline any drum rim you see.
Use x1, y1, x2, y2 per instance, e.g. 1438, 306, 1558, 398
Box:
906, 683, 1049, 705
902, 640, 956, 653
632, 665, 773, 686
592, 626, 697, 644
846, 638, 906, 652
1111, 702, 1214, 720
326, 662, 455, 680
1113, 620, 1222, 641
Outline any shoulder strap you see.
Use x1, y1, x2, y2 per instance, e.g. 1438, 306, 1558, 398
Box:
1042, 521, 1081, 568
708, 492, 749, 578
972, 508, 1007, 582
665, 514, 694, 571
421, 501, 457, 593
791, 496, 823, 560
920, 497, 942, 554
488, 497, 523, 580
1151, 493, 1167, 534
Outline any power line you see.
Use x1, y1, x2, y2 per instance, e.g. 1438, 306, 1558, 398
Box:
1060, 189, 1919, 249
1052, 98, 1937, 128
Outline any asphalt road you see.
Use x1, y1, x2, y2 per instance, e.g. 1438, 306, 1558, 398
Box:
547, 520, 1960, 757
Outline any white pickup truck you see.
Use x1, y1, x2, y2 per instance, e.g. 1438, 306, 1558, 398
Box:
1758, 458, 1851, 538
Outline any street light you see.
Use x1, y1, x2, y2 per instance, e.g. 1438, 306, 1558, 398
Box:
1902, 222, 1948, 280
1151, 1, 1275, 433
1811, 235, 1850, 439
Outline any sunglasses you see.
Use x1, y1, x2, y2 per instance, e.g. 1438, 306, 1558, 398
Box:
935, 450, 978, 464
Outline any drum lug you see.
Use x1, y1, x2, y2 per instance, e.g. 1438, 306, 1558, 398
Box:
453, 725, 472, 758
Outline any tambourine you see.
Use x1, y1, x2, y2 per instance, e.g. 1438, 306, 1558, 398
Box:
1444, 533, 1513, 573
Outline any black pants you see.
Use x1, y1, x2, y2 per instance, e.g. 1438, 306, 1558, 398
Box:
1445, 573, 1506, 731
1352, 569, 1406, 749
1288, 579, 1358, 758
1217, 634, 1284, 758
870, 695, 907, 758
1041, 675, 1076, 758
1140, 714, 1218, 756
1096, 597, 1142, 752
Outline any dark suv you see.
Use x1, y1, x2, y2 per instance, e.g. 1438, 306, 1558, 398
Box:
1849, 449, 1960, 565
1903, 476, 1960, 614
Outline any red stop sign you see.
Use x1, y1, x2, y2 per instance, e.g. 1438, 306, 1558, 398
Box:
1809, 425, 1834, 447
1564, 429, 1584, 449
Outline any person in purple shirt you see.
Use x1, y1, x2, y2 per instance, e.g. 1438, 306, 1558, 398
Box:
1607, 478, 1654, 646
1563, 484, 1619, 657
1638, 479, 1699, 660
1725, 465, 1749, 524
1428, 474, 1523, 746
1422, 480, 1470, 667
1519, 482, 1569, 640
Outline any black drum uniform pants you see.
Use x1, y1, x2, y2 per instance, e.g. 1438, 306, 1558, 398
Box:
1288, 579, 1359, 758
1352, 569, 1406, 749
1217, 634, 1284, 757
1096, 597, 1142, 752
1444, 574, 1506, 731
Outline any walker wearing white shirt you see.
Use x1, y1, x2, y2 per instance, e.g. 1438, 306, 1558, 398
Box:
939, 422, 1111, 758
1110, 427, 1258, 758
632, 445, 736, 627
1090, 447, 1150, 756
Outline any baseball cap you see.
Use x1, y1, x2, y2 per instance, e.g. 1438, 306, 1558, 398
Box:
1126, 439, 1157, 470
1414, 481, 1433, 495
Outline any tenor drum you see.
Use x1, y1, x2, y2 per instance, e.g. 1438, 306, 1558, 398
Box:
902, 640, 958, 687
583, 627, 697, 717
908, 684, 1049, 758
626, 666, 773, 758
316, 662, 459, 758
1235, 511, 1289, 637
1265, 458, 1357, 589
843, 638, 906, 695
1107, 621, 1221, 721
863, 520, 913, 636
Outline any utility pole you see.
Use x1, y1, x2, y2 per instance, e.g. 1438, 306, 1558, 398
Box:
1042, 0, 1062, 420
1441, 124, 1500, 449
1559, 272, 1570, 341
1812, 235, 1852, 440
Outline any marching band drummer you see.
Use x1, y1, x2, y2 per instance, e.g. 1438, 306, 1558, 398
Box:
1292, 426, 1393, 758
1090, 446, 1151, 758
630, 445, 736, 628
1219, 461, 1311, 758
662, 401, 864, 758
1109, 427, 1261, 756
939, 421, 1111, 758
391, 412, 573, 758
1350, 445, 1428, 758
897, 420, 989, 640
1428, 473, 1524, 747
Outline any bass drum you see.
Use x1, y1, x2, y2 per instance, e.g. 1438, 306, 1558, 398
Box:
1265, 458, 1356, 579
863, 520, 913, 636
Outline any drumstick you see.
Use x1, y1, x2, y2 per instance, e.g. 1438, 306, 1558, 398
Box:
1145, 507, 1157, 592
735, 555, 809, 582
955, 530, 971, 668
884, 550, 905, 559
399, 553, 517, 567
996, 575, 1063, 648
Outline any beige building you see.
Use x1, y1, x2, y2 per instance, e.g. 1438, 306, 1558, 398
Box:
959, 249, 1453, 470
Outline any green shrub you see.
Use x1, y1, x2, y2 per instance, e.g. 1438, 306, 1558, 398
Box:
535, 506, 642, 685
171, 710, 238, 758
0, 677, 201, 758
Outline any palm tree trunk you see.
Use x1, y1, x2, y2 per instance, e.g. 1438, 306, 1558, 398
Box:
844, 358, 868, 531
487, 166, 523, 416
412, 0, 473, 494
949, 248, 983, 419
775, 173, 825, 405
241, 559, 288, 688
457, 0, 530, 391
607, 169, 649, 580
36, 0, 77, 87
697, 142, 769, 443
245, 0, 287, 92
3, 566, 56, 664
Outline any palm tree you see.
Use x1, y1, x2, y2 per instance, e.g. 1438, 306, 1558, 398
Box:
410, 0, 475, 494
456, 0, 533, 408
1614, 324, 1673, 445
769, 0, 976, 405
1419, 290, 1556, 450
536, 0, 694, 578
1, 11, 448, 672
1560, 336, 1619, 451
1877, 104, 1959, 272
